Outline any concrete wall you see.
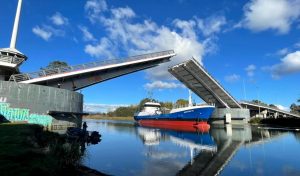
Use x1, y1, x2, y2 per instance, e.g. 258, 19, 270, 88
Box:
210, 124, 252, 142
0, 81, 83, 113
0, 81, 83, 129
211, 108, 250, 124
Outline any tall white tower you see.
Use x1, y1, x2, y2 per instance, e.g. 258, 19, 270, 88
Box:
10, 0, 23, 49
0, 0, 27, 80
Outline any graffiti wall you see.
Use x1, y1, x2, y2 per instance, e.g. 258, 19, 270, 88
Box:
0, 103, 52, 126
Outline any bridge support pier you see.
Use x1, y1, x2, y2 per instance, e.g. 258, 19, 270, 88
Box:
210, 108, 250, 125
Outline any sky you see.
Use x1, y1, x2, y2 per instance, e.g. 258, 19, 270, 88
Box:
1, 0, 300, 112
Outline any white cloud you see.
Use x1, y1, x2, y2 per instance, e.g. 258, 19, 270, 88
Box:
32, 26, 52, 41
294, 42, 300, 48
84, 0, 226, 80
111, 7, 135, 19
50, 12, 69, 26
275, 104, 290, 111
43, 25, 65, 37
276, 48, 290, 56
78, 25, 96, 41
84, 103, 129, 113
264, 50, 300, 78
245, 64, 256, 77
144, 81, 184, 90
32, 24, 66, 41
173, 19, 197, 39
84, 37, 114, 58
224, 74, 240, 83
85, 0, 108, 23
196, 16, 227, 36
242, 0, 300, 34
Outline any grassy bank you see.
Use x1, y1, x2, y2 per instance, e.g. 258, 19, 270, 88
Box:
83, 114, 134, 121
250, 117, 300, 127
0, 124, 85, 176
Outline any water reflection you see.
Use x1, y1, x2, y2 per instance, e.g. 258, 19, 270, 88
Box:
137, 126, 217, 166
83, 120, 300, 176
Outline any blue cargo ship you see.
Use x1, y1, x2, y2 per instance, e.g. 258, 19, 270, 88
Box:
134, 91, 215, 128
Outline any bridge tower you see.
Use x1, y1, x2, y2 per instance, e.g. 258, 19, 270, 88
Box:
0, 0, 27, 80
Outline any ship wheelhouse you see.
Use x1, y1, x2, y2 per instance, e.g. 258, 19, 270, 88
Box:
140, 102, 162, 115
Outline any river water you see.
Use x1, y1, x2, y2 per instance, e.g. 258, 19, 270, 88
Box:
82, 119, 300, 176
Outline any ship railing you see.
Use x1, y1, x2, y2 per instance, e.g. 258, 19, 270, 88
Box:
9, 50, 175, 82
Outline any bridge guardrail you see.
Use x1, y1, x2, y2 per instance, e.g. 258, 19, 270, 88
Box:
9, 50, 175, 82
240, 101, 300, 118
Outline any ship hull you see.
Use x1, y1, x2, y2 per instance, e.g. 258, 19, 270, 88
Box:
138, 120, 210, 133
134, 106, 215, 129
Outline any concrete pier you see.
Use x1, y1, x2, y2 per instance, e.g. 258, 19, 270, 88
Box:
210, 108, 250, 124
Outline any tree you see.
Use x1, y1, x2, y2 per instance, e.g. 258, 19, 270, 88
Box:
290, 103, 300, 115
269, 104, 278, 109
251, 100, 268, 106
41, 60, 69, 70
114, 106, 137, 117
175, 99, 189, 107
160, 101, 173, 110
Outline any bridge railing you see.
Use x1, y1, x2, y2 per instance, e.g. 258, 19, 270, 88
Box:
240, 100, 299, 116
9, 50, 175, 82
240, 100, 274, 108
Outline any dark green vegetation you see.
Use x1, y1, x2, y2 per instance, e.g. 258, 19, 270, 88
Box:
251, 100, 282, 110
290, 98, 300, 115
251, 99, 300, 115
0, 124, 82, 176
250, 117, 300, 128
87, 98, 189, 118
260, 118, 300, 127
107, 105, 137, 117
249, 117, 262, 124
41, 60, 69, 70
290, 100, 300, 115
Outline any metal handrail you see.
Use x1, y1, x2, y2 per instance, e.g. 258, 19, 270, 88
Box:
240, 101, 300, 117
9, 50, 175, 82
0, 54, 25, 65
0, 54, 25, 66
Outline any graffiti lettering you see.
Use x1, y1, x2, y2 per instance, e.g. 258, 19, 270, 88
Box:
0, 97, 7, 103
0, 103, 52, 126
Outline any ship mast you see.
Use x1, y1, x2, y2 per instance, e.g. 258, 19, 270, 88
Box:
188, 90, 193, 107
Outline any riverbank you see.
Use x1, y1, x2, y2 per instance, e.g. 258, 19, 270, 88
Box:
0, 123, 107, 176
83, 114, 134, 121
250, 117, 300, 128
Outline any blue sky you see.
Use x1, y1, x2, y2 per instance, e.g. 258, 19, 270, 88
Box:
1, 0, 300, 112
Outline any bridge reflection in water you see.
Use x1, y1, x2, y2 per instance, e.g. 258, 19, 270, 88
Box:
83, 120, 299, 176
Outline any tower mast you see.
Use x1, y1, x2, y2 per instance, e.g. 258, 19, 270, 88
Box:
10, 0, 23, 49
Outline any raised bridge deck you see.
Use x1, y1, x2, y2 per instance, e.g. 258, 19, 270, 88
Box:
169, 58, 242, 109
9, 50, 175, 90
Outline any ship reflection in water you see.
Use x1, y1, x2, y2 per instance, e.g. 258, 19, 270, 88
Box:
137, 125, 217, 166
83, 119, 300, 176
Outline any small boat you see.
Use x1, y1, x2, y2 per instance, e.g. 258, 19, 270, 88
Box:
134, 91, 215, 128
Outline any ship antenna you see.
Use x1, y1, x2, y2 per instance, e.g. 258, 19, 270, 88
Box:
188, 89, 192, 107
147, 91, 153, 102
10, 0, 23, 49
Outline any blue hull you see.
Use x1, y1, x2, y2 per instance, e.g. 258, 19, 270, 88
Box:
134, 106, 215, 121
